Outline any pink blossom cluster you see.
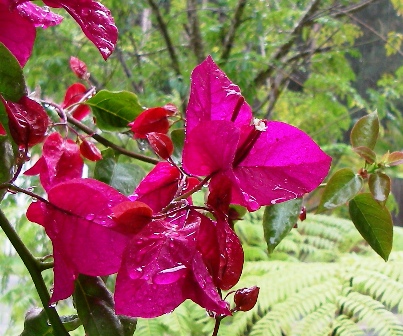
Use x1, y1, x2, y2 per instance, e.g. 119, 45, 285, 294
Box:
23, 56, 331, 317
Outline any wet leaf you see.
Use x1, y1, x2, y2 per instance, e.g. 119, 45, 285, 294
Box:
349, 193, 393, 261
74, 275, 128, 336
94, 152, 145, 195
317, 168, 363, 213
262, 198, 302, 253
350, 112, 379, 149
171, 128, 185, 164
353, 146, 376, 164
0, 42, 26, 101
369, 172, 390, 202
86, 90, 143, 131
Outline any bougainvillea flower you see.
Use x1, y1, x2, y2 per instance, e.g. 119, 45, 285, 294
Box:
130, 162, 198, 212
0, 0, 62, 66
69, 56, 89, 79
26, 178, 131, 303
183, 56, 332, 211
24, 132, 83, 191
2, 96, 49, 147
129, 105, 176, 139
114, 209, 230, 318
62, 83, 91, 120
79, 138, 102, 161
5, 0, 117, 65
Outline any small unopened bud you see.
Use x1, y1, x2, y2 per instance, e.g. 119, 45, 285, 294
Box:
358, 168, 368, 180
234, 286, 260, 312
299, 206, 306, 222
146, 132, 174, 160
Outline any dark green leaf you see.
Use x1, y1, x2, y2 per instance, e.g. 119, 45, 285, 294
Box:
118, 315, 137, 336
369, 172, 390, 202
94, 150, 145, 195
20, 308, 53, 336
353, 146, 376, 164
317, 168, 363, 213
74, 275, 129, 336
86, 90, 143, 131
263, 198, 302, 253
349, 193, 393, 261
170, 128, 185, 164
0, 136, 15, 201
0, 42, 26, 101
350, 111, 379, 149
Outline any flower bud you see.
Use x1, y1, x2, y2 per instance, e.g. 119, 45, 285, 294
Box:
234, 286, 259, 312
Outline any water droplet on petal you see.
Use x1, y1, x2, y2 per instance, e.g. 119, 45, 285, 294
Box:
128, 267, 143, 280
152, 264, 187, 285
86, 213, 95, 221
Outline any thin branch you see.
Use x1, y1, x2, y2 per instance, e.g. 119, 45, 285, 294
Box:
114, 45, 143, 94
220, 0, 247, 63
331, 0, 380, 18
0, 210, 68, 335
187, 0, 205, 63
147, 0, 181, 77
65, 115, 159, 165
253, 0, 322, 87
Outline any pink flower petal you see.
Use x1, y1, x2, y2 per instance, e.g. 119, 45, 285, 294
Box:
0, 3, 35, 66
16, 2, 63, 28
186, 56, 252, 134
231, 121, 331, 209
24, 132, 83, 191
43, 0, 118, 59
26, 178, 130, 303
115, 211, 230, 318
183, 120, 239, 176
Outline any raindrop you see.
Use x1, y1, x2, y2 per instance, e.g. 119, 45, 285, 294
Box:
85, 213, 95, 221
128, 267, 143, 280
152, 264, 187, 285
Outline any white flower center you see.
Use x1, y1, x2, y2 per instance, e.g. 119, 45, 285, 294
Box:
253, 118, 267, 131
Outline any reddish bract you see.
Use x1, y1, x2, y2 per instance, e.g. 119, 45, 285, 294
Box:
183, 56, 332, 211
234, 286, 260, 312
0, 1, 62, 66
69, 56, 88, 79
79, 139, 102, 161
0, 122, 6, 136
129, 105, 176, 139
26, 178, 131, 303
111, 201, 153, 234
114, 209, 230, 318
62, 83, 90, 120
2, 96, 49, 147
146, 132, 174, 160
24, 132, 83, 191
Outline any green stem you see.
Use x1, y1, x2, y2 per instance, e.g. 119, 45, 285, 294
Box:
0, 210, 69, 335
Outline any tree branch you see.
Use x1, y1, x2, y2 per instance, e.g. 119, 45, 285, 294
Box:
114, 45, 143, 94
187, 0, 205, 63
253, 0, 321, 87
220, 0, 247, 63
0, 210, 68, 335
147, 0, 181, 77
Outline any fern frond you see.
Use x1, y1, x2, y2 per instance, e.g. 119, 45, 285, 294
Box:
290, 302, 335, 336
337, 291, 403, 335
134, 318, 170, 336
331, 314, 365, 336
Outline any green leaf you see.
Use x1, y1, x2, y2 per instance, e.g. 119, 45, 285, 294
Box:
0, 42, 26, 101
317, 168, 363, 213
74, 275, 131, 336
94, 150, 145, 195
262, 198, 302, 254
0, 136, 15, 201
171, 128, 185, 164
350, 112, 379, 149
352, 146, 376, 164
86, 90, 143, 131
118, 315, 137, 336
368, 172, 390, 202
349, 193, 393, 261
20, 308, 53, 336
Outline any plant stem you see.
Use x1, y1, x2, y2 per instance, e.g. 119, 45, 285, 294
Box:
212, 316, 222, 336
0, 210, 69, 335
